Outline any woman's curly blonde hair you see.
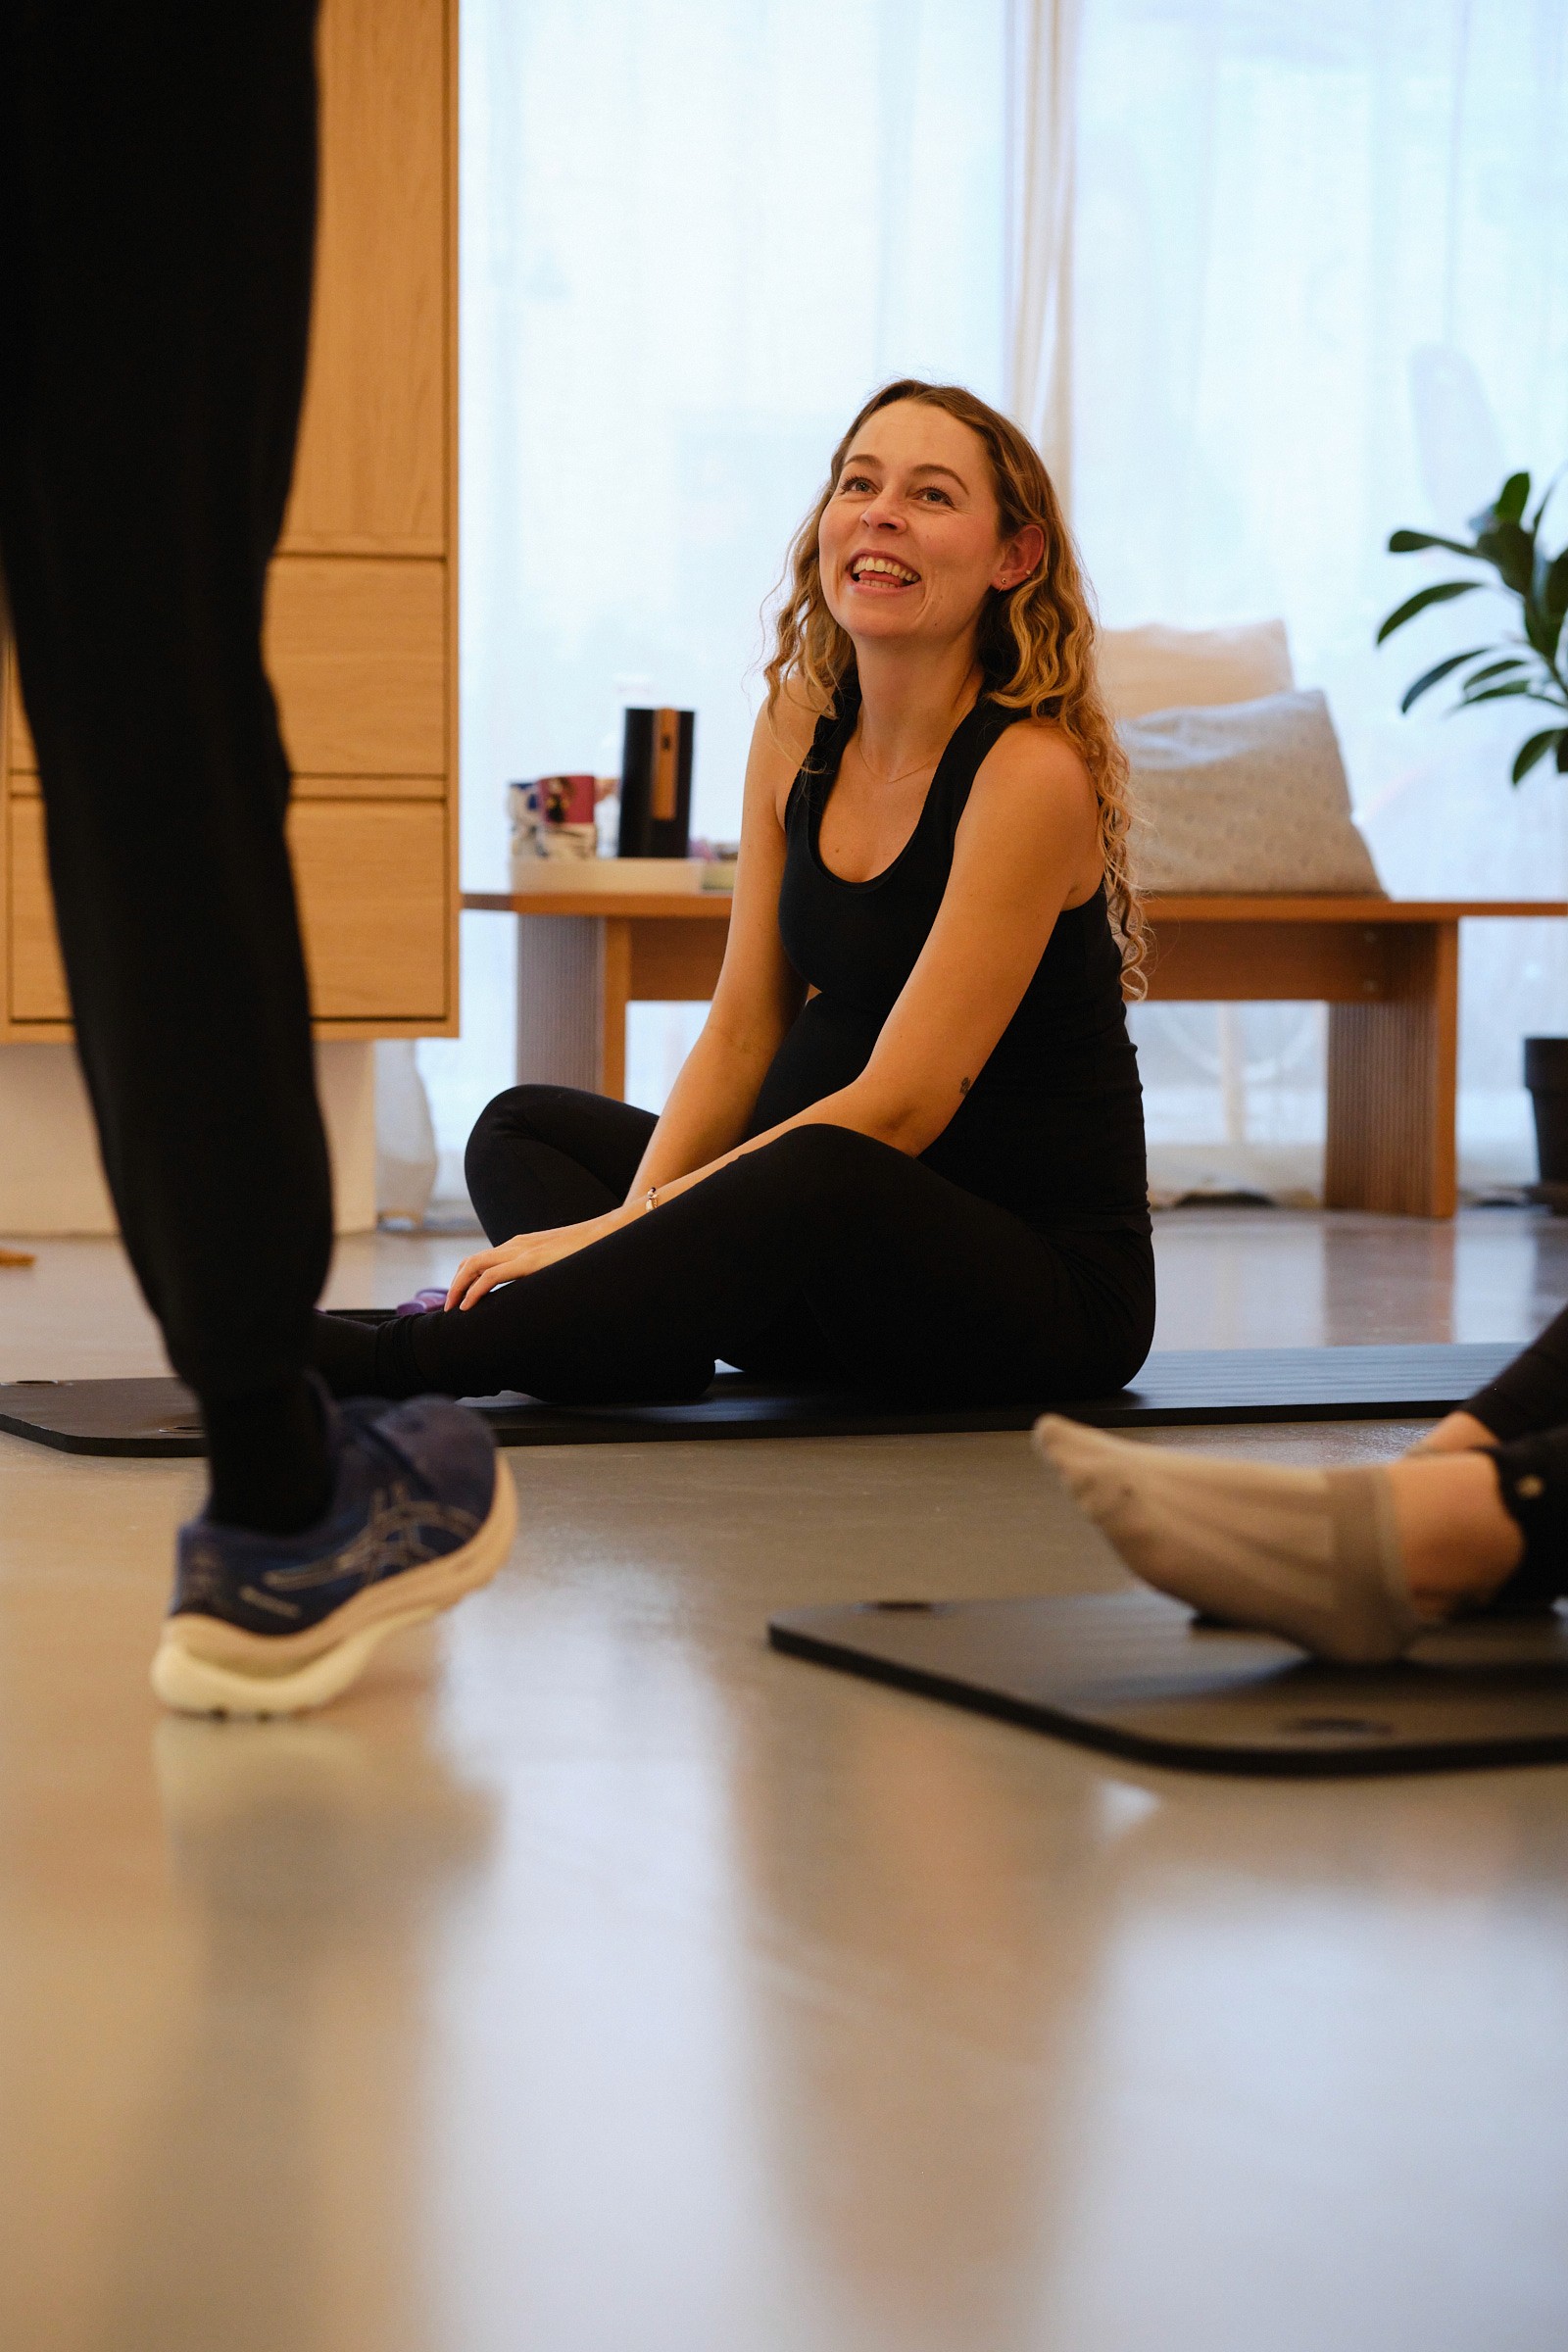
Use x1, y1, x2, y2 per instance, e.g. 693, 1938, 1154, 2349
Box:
762, 377, 1145, 992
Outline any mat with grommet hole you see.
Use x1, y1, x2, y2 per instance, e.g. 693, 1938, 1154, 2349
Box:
767, 1591, 1568, 1777
0, 1340, 1522, 1457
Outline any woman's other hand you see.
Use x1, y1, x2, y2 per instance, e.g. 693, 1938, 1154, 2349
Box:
445, 1210, 628, 1310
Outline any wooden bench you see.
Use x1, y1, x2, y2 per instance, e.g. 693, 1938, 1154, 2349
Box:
465, 878, 1567, 1218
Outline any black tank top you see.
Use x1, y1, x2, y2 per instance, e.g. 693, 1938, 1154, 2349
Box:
748, 684, 1150, 1235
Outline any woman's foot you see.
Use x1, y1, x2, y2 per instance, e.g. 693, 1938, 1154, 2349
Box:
1034, 1419, 1524, 1665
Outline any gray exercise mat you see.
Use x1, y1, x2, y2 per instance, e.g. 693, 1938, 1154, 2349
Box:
0, 1340, 1520, 1457
767, 1591, 1568, 1777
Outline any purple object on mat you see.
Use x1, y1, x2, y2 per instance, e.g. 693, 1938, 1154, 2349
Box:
395, 1287, 448, 1317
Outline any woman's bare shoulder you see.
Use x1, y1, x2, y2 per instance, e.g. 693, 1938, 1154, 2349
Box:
746, 676, 828, 816
958, 712, 1102, 898
982, 710, 1093, 785
755, 674, 825, 761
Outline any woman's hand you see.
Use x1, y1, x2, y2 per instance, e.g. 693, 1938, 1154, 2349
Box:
445, 1209, 630, 1310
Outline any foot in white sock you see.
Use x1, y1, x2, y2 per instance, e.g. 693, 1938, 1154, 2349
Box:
1034, 1417, 1422, 1665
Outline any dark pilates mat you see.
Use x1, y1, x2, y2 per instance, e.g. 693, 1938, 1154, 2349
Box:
767, 1591, 1568, 1778
0, 1338, 1521, 1458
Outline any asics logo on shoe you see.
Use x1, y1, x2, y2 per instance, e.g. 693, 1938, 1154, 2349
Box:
263, 1484, 482, 1598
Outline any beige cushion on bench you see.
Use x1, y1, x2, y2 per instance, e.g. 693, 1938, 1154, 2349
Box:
1122, 687, 1385, 897
1097, 618, 1295, 720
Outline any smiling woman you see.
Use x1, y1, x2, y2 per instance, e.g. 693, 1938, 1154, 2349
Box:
312, 382, 1155, 1412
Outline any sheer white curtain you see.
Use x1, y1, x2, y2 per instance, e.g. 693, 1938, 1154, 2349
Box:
1070, 0, 1568, 1195
421, 0, 1006, 1171
1004, 0, 1083, 500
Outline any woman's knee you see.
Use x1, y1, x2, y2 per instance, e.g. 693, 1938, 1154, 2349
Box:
465, 1083, 580, 1190
757, 1121, 906, 1208
739, 1127, 929, 1275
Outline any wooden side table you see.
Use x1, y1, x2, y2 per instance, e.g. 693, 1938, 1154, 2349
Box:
464, 874, 1567, 1217
465, 869, 730, 1101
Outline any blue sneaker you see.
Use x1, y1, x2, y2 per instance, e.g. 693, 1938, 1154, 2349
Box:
151, 1389, 516, 1717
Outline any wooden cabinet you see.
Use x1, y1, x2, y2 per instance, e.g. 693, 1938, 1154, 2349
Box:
8, 794, 448, 1027
0, 0, 458, 1043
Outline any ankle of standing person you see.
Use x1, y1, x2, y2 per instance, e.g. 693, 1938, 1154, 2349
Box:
202, 1374, 333, 1535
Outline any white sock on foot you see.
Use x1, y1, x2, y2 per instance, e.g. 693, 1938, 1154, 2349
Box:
1034, 1417, 1421, 1665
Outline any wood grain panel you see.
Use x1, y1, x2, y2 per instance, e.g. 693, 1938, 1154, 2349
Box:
6, 772, 442, 804
627, 918, 729, 1002
279, 0, 448, 553
290, 800, 448, 1018
5, 565, 447, 783
1141, 918, 1396, 1003
7, 801, 69, 1020
1325, 925, 1459, 1218
5, 646, 36, 772
7, 795, 446, 1027
266, 556, 446, 775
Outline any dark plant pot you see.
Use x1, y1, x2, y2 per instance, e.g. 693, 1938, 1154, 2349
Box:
1524, 1038, 1568, 1193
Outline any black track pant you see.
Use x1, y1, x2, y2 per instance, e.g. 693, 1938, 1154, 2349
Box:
0, 3, 330, 1402
311, 1084, 1157, 1409
1465, 1308, 1568, 1602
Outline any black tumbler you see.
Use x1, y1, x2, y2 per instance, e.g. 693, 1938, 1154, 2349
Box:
617, 707, 694, 858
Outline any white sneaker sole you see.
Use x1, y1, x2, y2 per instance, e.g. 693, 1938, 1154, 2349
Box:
150, 1455, 518, 1718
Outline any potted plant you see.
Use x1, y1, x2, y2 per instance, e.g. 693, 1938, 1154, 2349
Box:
1379, 470, 1568, 1195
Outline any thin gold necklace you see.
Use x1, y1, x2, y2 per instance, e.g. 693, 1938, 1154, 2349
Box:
855, 746, 941, 790
854, 675, 981, 790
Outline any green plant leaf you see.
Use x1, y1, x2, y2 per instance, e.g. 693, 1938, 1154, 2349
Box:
1543, 544, 1568, 621
1461, 656, 1532, 688
1560, 735, 1568, 773
1387, 528, 1480, 558
1455, 680, 1536, 708
1375, 580, 1483, 644
1497, 471, 1532, 523
1398, 649, 1492, 710
1524, 598, 1564, 659
1530, 466, 1567, 532
1512, 727, 1564, 783
1474, 518, 1536, 596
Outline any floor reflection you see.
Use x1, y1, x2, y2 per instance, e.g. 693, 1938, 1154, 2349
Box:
1151, 1203, 1568, 1349
728, 1690, 1117, 2352
93, 1675, 498, 2352
726, 1655, 1568, 2352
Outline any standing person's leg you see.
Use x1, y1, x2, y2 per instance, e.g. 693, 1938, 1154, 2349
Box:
465, 1086, 659, 1242
0, 3, 513, 1716
314, 1124, 1155, 1407
0, 1, 329, 1523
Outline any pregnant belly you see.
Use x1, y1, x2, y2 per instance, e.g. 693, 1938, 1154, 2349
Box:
747, 996, 878, 1137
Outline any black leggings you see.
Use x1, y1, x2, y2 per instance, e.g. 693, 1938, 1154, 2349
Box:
311, 1084, 1155, 1410
1466, 1310, 1568, 1603
1, 4, 330, 1404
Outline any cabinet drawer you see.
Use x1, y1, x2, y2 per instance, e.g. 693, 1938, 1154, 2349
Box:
267, 557, 447, 776
279, 0, 449, 554
6, 800, 67, 1019
7, 795, 447, 1025
3, 559, 446, 780
291, 799, 448, 1018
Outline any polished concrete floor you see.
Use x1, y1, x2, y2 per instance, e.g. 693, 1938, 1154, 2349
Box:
3, 1210, 1568, 2352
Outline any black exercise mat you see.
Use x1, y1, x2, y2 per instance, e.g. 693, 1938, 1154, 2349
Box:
768, 1590, 1568, 1777
0, 1340, 1519, 1458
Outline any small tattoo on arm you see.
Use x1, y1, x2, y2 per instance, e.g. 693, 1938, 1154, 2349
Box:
958, 1076, 971, 1097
